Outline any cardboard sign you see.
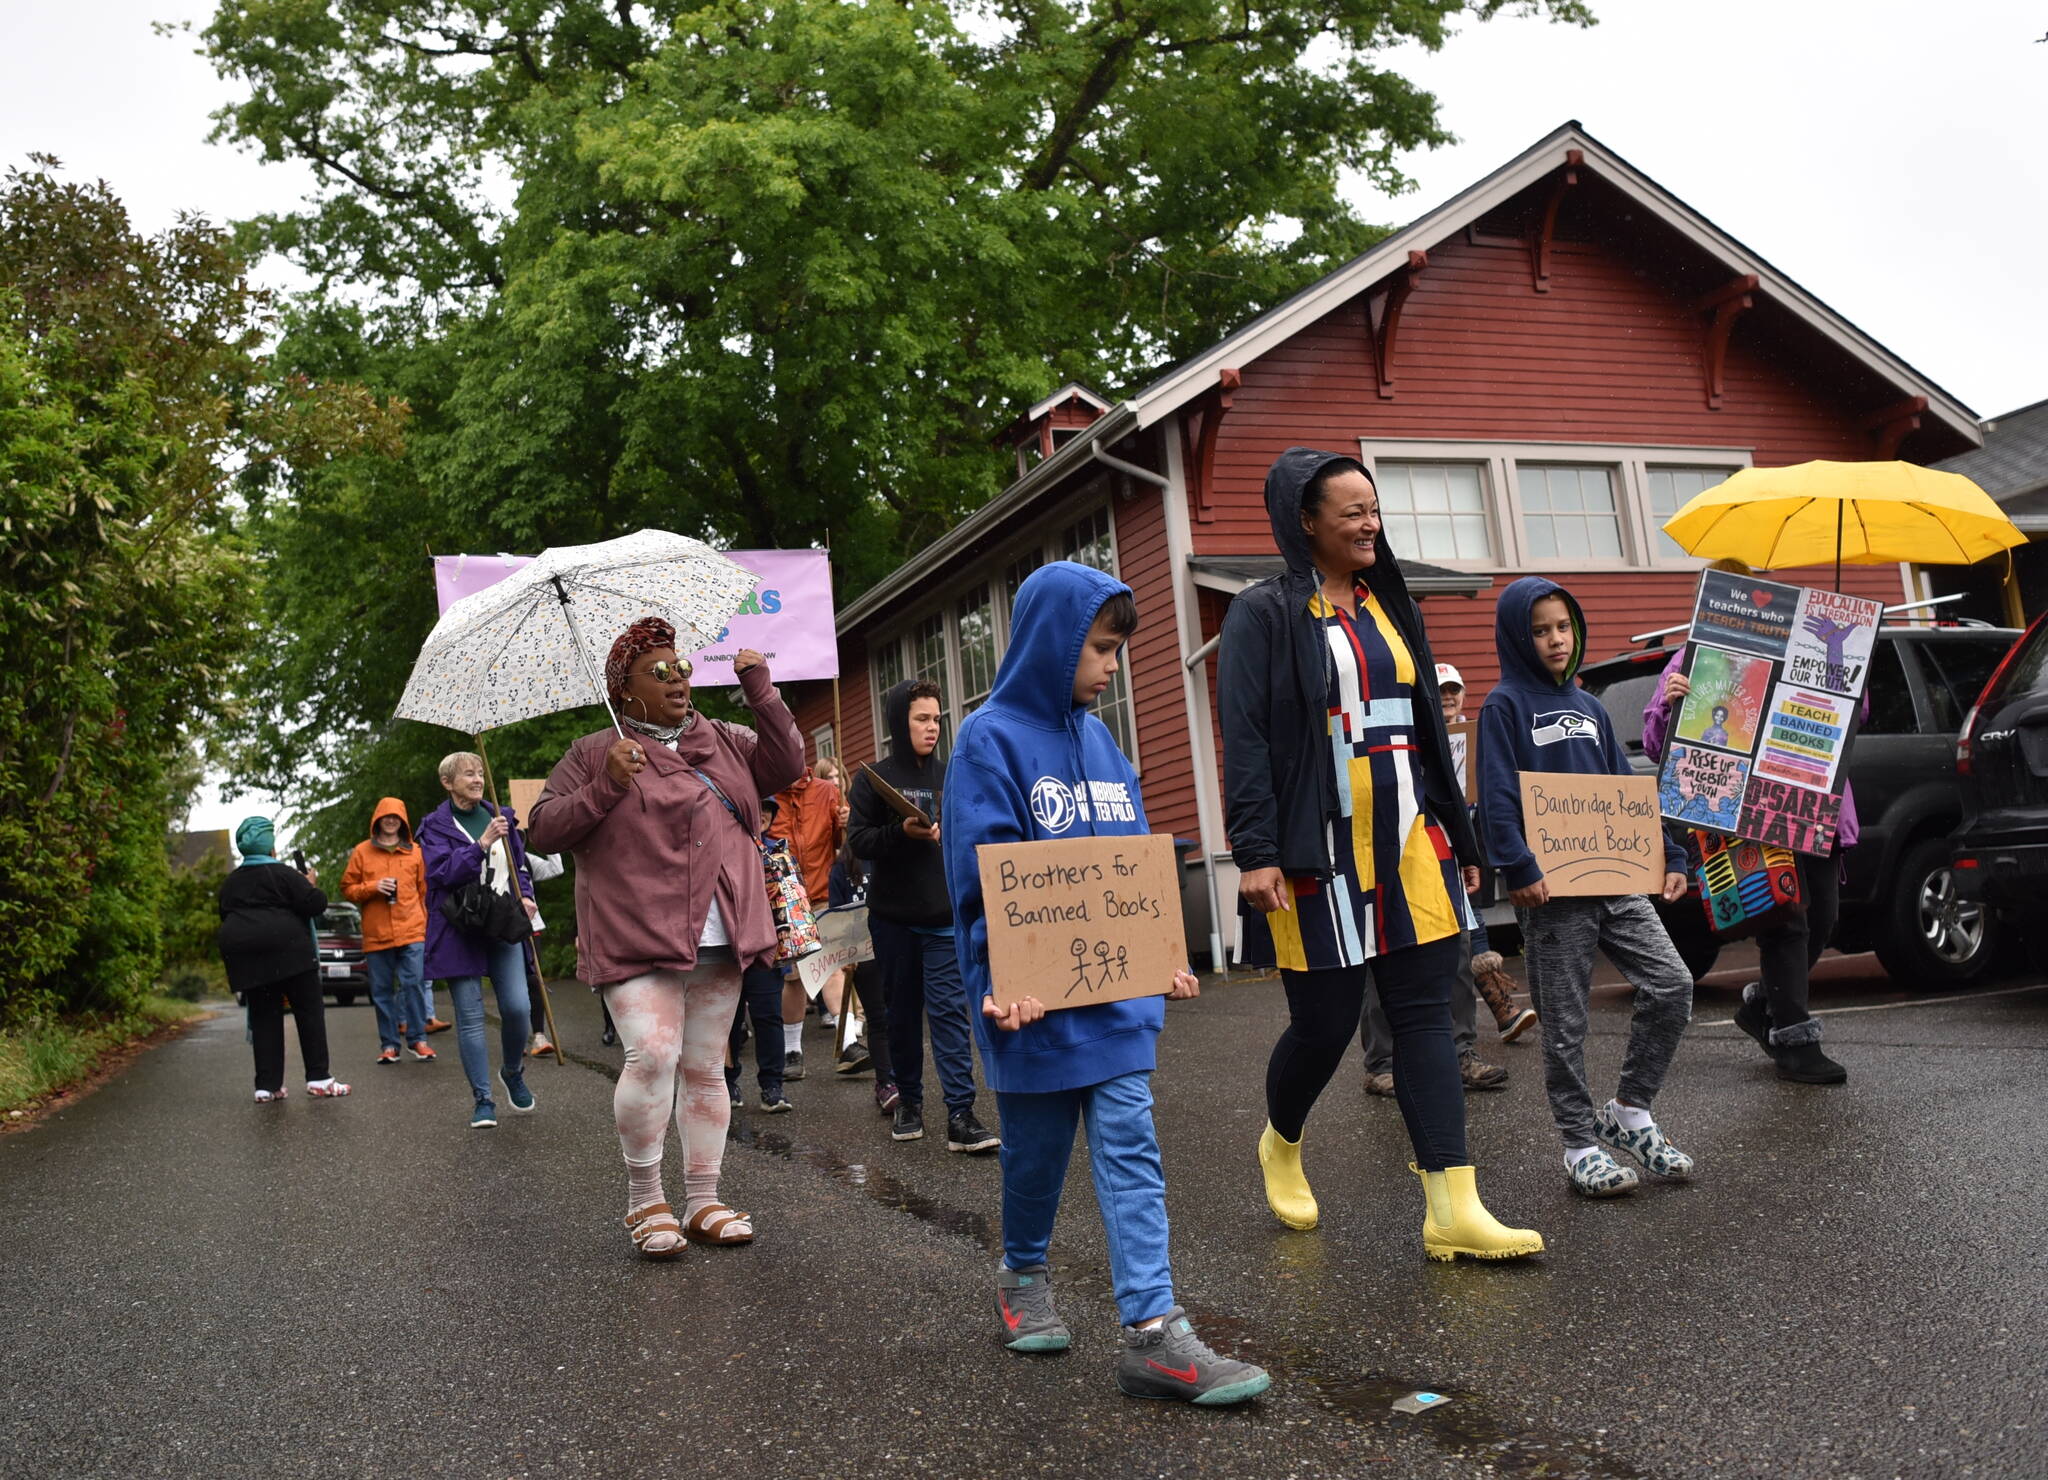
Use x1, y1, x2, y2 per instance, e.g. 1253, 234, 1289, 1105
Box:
1518, 773, 1664, 897
1446, 719, 1478, 804
977, 834, 1187, 1011
797, 905, 874, 994
508, 778, 545, 826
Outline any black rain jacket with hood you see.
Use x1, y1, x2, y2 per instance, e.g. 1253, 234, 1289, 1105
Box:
847, 678, 952, 926
1218, 446, 1480, 882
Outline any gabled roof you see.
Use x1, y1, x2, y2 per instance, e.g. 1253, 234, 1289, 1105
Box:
1127, 121, 1979, 445
1025, 382, 1111, 423
1934, 397, 2048, 531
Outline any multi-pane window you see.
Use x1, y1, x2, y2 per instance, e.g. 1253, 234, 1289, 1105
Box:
870, 639, 905, 756
912, 611, 951, 756
956, 583, 998, 715
1373, 461, 1493, 563
811, 724, 836, 761
1061, 508, 1116, 572
1517, 464, 1624, 560
1003, 549, 1044, 614
1645, 466, 1729, 560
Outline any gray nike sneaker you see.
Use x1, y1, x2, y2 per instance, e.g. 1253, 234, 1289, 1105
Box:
996, 1263, 1070, 1353
1115, 1306, 1272, 1406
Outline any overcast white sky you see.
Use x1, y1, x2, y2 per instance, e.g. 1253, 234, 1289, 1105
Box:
8, 0, 2043, 836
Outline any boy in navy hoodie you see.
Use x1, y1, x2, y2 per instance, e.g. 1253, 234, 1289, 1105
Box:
1478, 578, 1698, 1199
943, 561, 1271, 1407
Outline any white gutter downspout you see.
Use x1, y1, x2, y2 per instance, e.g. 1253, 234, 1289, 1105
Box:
1153, 427, 1230, 973
1090, 438, 1169, 490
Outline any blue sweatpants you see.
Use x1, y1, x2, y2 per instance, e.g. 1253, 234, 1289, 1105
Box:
997, 1070, 1174, 1327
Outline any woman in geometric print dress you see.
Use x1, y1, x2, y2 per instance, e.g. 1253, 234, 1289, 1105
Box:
1219, 447, 1542, 1261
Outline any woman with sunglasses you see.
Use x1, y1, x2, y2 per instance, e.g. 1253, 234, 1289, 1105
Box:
526, 617, 805, 1259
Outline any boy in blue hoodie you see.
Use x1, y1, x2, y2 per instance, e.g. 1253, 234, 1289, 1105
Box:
943, 561, 1271, 1407
1478, 578, 1698, 1199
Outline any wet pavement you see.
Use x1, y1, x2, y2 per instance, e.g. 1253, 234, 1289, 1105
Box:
3, 946, 2043, 1479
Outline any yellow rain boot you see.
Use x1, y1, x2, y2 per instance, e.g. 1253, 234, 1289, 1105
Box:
1413, 1164, 1544, 1262
1258, 1123, 1319, 1230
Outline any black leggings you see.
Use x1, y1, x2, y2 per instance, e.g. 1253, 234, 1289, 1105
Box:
1753, 850, 1841, 1029
845, 962, 893, 1085
1266, 935, 1468, 1171
247, 969, 331, 1093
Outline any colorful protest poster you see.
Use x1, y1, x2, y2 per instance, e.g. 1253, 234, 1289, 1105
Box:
1784, 587, 1883, 695
1674, 646, 1772, 754
1737, 775, 1841, 855
1658, 744, 1749, 833
1689, 570, 1800, 659
431, 548, 839, 685
1754, 684, 1853, 792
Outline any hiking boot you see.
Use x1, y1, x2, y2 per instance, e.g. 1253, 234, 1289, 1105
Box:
1115, 1307, 1272, 1406
1458, 1051, 1508, 1091
948, 1110, 1000, 1153
497, 1067, 536, 1113
1566, 1147, 1638, 1198
1594, 1104, 1695, 1179
995, 1263, 1070, 1353
1364, 1070, 1396, 1097
892, 1102, 924, 1141
1769, 1018, 1847, 1084
1471, 952, 1538, 1040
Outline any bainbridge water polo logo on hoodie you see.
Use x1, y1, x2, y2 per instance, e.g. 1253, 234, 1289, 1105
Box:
1030, 777, 1140, 833
1531, 710, 1601, 747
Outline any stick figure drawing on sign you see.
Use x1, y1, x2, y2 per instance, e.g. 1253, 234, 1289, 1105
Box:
1068, 938, 1094, 999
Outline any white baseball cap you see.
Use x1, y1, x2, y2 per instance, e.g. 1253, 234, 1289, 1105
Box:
1435, 662, 1464, 689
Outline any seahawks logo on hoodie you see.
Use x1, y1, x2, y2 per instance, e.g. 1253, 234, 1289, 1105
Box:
1531, 710, 1601, 747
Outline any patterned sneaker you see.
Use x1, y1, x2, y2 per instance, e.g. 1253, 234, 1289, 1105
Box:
1566, 1147, 1639, 1198
1595, 1105, 1695, 1180
995, 1264, 1070, 1353
497, 1067, 536, 1113
1115, 1307, 1272, 1406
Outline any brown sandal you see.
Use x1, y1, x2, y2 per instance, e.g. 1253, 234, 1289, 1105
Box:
625, 1202, 685, 1260
685, 1203, 754, 1245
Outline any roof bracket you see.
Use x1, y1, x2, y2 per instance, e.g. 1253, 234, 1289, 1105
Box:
1530, 149, 1582, 293
1178, 367, 1241, 522
1860, 395, 1928, 459
1367, 251, 1428, 400
1694, 274, 1759, 409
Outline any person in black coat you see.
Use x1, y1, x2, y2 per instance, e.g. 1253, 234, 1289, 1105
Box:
216, 816, 351, 1102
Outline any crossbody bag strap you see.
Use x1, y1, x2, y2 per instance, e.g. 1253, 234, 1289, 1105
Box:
691, 768, 762, 853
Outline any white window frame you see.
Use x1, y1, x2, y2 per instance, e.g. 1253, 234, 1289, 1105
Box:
810, 723, 836, 761
1355, 440, 1753, 572
862, 487, 1143, 771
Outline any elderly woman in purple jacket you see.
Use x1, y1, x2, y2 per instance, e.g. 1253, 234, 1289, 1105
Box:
1642, 564, 1858, 1086
421, 750, 539, 1128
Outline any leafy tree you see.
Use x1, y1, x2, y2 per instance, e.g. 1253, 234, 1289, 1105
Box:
0, 160, 400, 1020
197, 0, 1591, 865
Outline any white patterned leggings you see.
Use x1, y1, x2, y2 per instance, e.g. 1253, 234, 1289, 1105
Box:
602, 963, 743, 1200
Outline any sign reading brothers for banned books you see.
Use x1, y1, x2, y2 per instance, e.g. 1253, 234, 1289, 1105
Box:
1656, 569, 1882, 855
977, 834, 1188, 1011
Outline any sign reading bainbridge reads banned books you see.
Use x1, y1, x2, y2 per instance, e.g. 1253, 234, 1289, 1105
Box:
976, 834, 1187, 1012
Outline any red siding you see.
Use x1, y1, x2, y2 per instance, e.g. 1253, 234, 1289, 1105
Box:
1114, 481, 1199, 839
788, 627, 876, 772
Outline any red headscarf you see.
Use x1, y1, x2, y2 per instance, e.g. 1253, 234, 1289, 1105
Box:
606, 617, 677, 698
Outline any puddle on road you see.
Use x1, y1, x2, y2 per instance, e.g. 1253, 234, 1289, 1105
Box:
556, 1041, 1637, 1476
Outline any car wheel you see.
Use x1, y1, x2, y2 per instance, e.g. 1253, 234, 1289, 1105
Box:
1871, 837, 1998, 988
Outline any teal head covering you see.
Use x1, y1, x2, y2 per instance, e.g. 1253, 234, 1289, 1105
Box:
235, 815, 276, 862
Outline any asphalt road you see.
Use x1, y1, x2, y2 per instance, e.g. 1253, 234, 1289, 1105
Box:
3, 948, 2043, 1480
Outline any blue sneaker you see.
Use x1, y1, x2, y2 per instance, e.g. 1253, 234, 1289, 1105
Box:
498, 1067, 535, 1114
471, 1100, 498, 1130
1595, 1104, 1694, 1180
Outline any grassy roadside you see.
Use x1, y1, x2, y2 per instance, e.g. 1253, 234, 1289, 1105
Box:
0, 997, 213, 1121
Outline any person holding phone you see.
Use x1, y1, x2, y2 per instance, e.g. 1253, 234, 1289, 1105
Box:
342, 797, 433, 1065
217, 816, 350, 1103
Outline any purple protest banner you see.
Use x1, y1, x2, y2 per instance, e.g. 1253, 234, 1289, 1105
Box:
431, 548, 837, 687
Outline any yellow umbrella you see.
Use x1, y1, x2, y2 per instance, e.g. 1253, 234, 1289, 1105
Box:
1661, 459, 2024, 587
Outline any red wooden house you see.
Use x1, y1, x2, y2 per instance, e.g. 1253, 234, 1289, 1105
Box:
783, 122, 1982, 965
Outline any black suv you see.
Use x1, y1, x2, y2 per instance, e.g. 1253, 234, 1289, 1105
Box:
1952, 610, 2048, 955
1578, 621, 2020, 987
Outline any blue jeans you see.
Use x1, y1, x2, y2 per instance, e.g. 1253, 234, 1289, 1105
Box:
365, 942, 428, 1052
998, 1071, 1174, 1326
870, 915, 977, 1115
445, 938, 532, 1105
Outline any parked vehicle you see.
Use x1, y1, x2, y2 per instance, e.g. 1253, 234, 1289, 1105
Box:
1577, 620, 2019, 987
315, 903, 370, 1005
1951, 610, 2048, 964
